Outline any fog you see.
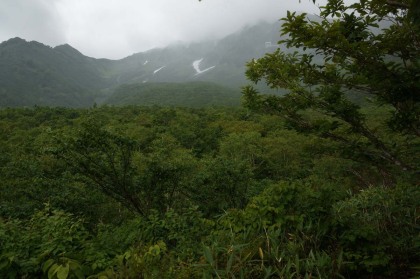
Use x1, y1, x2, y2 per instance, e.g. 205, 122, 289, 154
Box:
0, 0, 324, 59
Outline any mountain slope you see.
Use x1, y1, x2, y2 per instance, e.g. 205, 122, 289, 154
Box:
112, 20, 283, 89
0, 20, 283, 107
0, 38, 114, 107
104, 82, 241, 107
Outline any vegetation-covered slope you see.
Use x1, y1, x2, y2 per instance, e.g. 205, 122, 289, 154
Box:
0, 38, 114, 107
104, 82, 242, 107
0, 21, 282, 108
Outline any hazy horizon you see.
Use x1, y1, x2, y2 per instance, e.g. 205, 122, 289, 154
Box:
0, 0, 325, 59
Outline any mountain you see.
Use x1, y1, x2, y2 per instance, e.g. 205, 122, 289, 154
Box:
0, 38, 115, 107
0, 20, 284, 108
112, 21, 283, 88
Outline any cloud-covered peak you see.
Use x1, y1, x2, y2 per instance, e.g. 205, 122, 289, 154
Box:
1, 0, 321, 59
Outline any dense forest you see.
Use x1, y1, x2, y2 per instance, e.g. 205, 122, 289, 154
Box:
103, 82, 242, 107
0, 105, 418, 278
1, 0, 419, 278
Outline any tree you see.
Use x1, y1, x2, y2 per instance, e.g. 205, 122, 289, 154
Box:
52, 118, 195, 216
53, 120, 148, 215
243, 0, 419, 178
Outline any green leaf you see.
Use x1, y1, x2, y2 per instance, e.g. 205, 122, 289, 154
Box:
74, 268, 85, 279
42, 259, 55, 274
56, 263, 70, 279
48, 263, 59, 279
203, 246, 214, 266
226, 252, 234, 274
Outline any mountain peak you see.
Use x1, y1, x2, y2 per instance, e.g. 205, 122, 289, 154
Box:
0, 20, 282, 107
1, 37, 27, 47
54, 43, 83, 57
55, 43, 75, 49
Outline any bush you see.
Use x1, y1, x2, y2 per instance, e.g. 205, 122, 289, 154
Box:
332, 184, 420, 277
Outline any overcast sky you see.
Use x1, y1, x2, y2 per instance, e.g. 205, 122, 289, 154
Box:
0, 0, 324, 59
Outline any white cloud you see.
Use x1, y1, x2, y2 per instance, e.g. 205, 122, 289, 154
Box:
1, 0, 323, 59
0, 0, 65, 46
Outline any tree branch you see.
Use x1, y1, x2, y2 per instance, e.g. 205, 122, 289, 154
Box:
386, 0, 410, 9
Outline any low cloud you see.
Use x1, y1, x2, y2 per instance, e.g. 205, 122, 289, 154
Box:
1, 0, 322, 59
0, 0, 65, 46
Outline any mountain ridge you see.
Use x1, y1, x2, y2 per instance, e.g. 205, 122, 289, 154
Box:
0, 20, 283, 107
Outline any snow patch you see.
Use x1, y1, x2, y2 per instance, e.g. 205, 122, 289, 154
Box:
192, 58, 204, 72
196, 66, 215, 75
153, 66, 166, 74
143, 60, 148, 65
192, 58, 215, 75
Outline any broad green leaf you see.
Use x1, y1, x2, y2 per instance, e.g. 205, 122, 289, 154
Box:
56, 263, 70, 279
48, 264, 59, 279
42, 259, 55, 274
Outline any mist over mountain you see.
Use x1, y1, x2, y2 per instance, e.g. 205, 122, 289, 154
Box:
0, 38, 112, 107
0, 20, 283, 108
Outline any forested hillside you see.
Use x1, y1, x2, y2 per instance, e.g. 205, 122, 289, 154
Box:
0, 38, 113, 107
104, 82, 241, 107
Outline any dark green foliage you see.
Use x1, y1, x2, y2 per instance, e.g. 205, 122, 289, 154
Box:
104, 82, 242, 107
243, 0, 420, 177
197, 181, 345, 278
332, 183, 420, 276
196, 181, 419, 278
0, 104, 418, 278
51, 118, 197, 216
0, 206, 90, 278
1, 1, 419, 274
